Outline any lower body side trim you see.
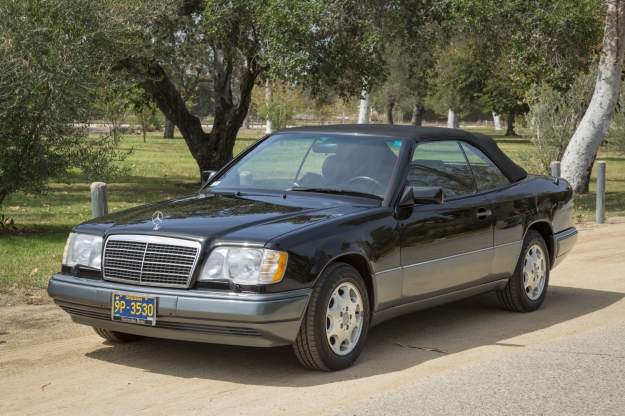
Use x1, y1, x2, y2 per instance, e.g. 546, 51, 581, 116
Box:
370, 278, 509, 327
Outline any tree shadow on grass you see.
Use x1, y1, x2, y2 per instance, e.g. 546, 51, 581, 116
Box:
85, 285, 624, 387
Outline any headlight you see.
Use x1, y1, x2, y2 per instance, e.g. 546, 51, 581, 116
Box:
62, 232, 103, 270
198, 247, 288, 285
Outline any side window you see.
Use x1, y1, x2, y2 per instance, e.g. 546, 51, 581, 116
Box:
408, 141, 476, 199
460, 142, 511, 191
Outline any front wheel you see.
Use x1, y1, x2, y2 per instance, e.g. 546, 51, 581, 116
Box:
293, 262, 370, 371
497, 230, 550, 312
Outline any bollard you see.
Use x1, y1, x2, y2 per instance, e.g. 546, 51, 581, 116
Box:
551, 161, 561, 177
596, 161, 606, 224
90, 182, 108, 219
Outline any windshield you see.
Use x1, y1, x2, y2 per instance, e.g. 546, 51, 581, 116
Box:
204, 133, 404, 199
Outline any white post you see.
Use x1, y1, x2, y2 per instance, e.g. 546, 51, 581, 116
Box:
447, 109, 459, 129
358, 90, 371, 124
551, 161, 561, 177
265, 79, 274, 133
90, 182, 108, 219
493, 112, 503, 130
596, 161, 606, 224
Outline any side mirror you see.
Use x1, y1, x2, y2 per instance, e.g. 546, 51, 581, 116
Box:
398, 186, 444, 207
202, 170, 217, 182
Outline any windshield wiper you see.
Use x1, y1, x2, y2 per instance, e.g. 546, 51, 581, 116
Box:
289, 188, 383, 200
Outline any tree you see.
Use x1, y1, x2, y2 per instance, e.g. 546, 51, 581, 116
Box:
128, 87, 163, 143
518, 72, 596, 174
426, 44, 474, 128
0, 0, 141, 206
160, 16, 212, 138
120, 0, 396, 175
372, 48, 414, 124
362, 1, 446, 126
436, 0, 602, 135
561, 1, 625, 194
373, 32, 443, 125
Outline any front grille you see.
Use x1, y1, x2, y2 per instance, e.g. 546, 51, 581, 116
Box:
103, 235, 201, 288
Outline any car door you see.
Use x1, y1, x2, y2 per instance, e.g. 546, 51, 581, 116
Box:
399, 140, 494, 304
459, 141, 527, 280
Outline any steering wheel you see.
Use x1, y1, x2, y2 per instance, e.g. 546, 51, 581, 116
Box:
345, 176, 385, 193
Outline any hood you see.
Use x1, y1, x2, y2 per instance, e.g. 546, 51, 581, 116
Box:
75, 192, 372, 244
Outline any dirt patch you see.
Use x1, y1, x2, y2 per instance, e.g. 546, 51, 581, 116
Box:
0, 286, 52, 307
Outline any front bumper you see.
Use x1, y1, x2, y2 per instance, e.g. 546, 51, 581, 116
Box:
552, 226, 578, 269
48, 274, 311, 347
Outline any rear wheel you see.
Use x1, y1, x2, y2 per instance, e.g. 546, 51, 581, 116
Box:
293, 262, 370, 371
497, 230, 550, 312
93, 327, 145, 343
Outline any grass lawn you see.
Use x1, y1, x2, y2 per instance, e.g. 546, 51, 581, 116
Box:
1, 126, 624, 291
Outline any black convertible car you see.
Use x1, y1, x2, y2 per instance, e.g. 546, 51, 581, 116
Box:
48, 125, 578, 371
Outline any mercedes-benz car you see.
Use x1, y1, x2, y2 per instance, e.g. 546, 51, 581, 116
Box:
48, 125, 578, 371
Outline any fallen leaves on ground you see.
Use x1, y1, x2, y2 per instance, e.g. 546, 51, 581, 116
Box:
30, 268, 38, 276
396, 341, 449, 354
8, 206, 19, 211
25, 295, 45, 305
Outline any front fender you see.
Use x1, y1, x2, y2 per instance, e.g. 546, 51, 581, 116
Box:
264, 208, 400, 297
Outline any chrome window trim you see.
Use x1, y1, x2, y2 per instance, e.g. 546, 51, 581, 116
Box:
103, 235, 202, 289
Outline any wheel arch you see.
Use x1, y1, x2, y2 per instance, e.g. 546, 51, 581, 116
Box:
316, 252, 375, 319
524, 220, 555, 267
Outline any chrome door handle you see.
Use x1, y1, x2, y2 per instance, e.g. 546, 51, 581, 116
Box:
476, 209, 492, 218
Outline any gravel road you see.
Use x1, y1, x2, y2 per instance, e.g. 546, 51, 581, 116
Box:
1, 220, 625, 415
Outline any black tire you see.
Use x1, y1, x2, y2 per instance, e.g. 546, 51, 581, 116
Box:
497, 230, 550, 312
293, 262, 370, 371
93, 327, 145, 343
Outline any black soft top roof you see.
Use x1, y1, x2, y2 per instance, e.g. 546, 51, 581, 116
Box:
279, 124, 528, 182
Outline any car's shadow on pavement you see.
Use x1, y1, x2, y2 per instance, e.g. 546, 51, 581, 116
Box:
85, 285, 624, 386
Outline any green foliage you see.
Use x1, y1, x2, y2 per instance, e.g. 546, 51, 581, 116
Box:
426, 44, 476, 115
517, 71, 596, 174
259, 92, 294, 131
0, 0, 147, 205
449, 0, 603, 89
605, 84, 625, 153
431, 0, 602, 116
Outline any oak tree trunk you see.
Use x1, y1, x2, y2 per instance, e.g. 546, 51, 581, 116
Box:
358, 90, 371, 124
447, 109, 459, 129
122, 49, 258, 177
492, 112, 502, 130
265, 79, 274, 134
411, 104, 425, 126
164, 118, 174, 138
505, 113, 516, 136
242, 111, 250, 129
561, 1, 625, 194
387, 102, 395, 124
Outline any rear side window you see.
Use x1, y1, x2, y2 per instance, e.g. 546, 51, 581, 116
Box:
460, 142, 511, 191
408, 140, 476, 199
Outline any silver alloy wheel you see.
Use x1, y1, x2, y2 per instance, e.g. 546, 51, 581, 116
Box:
326, 282, 364, 356
523, 244, 547, 301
